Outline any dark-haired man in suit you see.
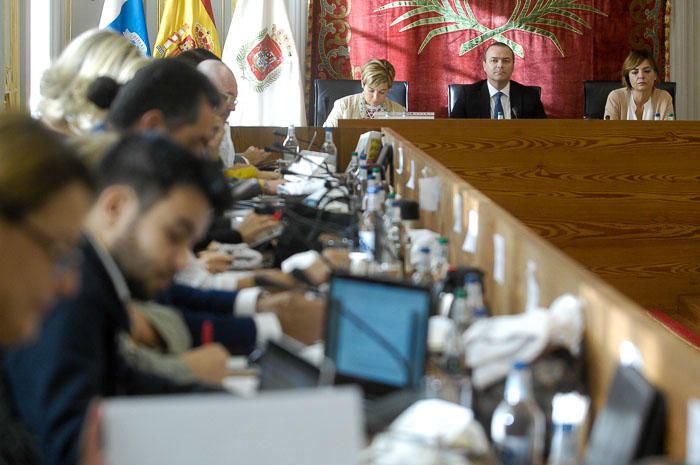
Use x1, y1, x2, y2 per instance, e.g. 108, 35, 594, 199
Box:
456, 42, 546, 119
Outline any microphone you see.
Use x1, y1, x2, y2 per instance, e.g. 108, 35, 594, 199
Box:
511, 107, 519, 119
306, 131, 318, 151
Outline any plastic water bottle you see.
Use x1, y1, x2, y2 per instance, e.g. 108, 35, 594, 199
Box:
491, 361, 545, 465
371, 167, 385, 205
359, 186, 380, 255
666, 112, 675, 121
497, 111, 505, 120
654, 112, 661, 121
412, 247, 433, 286
465, 273, 489, 317
345, 151, 358, 188
432, 236, 450, 283
449, 287, 471, 333
345, 151, 358, 174
282, 125, 299, 162
353, 154, 368, 200
547, 423, 580, 465
321, 128, 338, 173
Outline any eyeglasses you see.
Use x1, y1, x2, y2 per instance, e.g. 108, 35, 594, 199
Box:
220, 92, 238, 107
20, 221, 83, 275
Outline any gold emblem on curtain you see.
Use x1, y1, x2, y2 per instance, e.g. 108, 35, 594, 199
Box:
376, 0, 606, 57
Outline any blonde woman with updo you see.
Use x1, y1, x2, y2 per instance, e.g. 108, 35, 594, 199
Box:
323, 58, 406, 127
39, 28, 148, 134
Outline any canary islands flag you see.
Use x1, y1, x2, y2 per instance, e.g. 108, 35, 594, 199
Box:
99, 0, 150, 56
154, 0, 221, 58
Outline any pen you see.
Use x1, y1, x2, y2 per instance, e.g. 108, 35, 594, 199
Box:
201, 320, 214, 345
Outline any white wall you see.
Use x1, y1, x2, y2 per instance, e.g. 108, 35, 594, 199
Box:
669, 0, 700, 120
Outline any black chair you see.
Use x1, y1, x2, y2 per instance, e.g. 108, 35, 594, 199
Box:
583, 80, 677, 119
313, 79, 409, 126
447, 83, 541, 118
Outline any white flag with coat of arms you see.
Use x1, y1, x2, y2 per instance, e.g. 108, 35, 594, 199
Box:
221, 0, 306, 126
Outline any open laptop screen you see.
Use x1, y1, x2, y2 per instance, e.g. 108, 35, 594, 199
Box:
325, 274, 431, 392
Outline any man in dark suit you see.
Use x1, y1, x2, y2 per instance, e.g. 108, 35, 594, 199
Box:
3, 134, 231, 465
454, 42, 547, 119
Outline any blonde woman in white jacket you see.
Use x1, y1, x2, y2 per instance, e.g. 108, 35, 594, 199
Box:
323, 59, 406, 127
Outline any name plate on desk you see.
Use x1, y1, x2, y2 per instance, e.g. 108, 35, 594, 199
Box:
102, 388, 363, 465
373, 111, 435, 120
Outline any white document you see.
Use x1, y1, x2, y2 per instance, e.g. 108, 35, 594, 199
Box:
452, 193, 463, 233
462, 209, 479, 254
406, 160, 416, 190
418, 176, 441, 212
493, 233, 505, 285
102, 388, 363, 465
396, 147, 404, 174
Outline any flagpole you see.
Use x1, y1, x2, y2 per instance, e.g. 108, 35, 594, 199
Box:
64, 0, 72, 44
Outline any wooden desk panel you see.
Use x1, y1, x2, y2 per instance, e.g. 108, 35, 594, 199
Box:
383, 127, 700, 460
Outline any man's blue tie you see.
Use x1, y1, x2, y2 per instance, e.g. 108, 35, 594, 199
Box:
494, 91, 504, 119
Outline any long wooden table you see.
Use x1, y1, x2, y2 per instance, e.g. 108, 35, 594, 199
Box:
234, 122, 700, 459
374, 122, 700, 461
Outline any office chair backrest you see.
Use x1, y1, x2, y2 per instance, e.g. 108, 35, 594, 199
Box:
447, 83, 541, 118
313, 79, 409, 126
583, 80, 677, 119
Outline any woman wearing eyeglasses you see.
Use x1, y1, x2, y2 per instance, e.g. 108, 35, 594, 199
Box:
0, 114, 93, 465
604, 49, 674, 120
323, 58, 406, 127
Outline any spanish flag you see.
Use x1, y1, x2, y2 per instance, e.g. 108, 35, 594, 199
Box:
154, 0, 221, 58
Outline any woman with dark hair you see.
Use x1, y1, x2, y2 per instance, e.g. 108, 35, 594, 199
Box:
604, 49, 674, 120
0, 114, 93, 465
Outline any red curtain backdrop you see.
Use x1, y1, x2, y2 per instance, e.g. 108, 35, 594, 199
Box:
307, 0, 670, 119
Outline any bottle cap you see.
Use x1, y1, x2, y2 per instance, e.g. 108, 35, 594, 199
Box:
419, 246, 430, 254
513, 360, 528, 370
454, 288, 466, 298
438, 236, 449, 245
